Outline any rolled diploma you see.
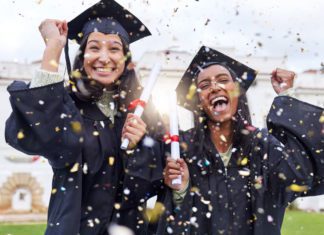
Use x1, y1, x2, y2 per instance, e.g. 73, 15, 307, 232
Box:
120, 63, 161, 150
170, 92, 182, 185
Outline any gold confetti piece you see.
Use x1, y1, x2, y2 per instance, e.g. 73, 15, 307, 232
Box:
17, 131, 25, 139
71, 121, 82, 133
70, 163, 79, 173
287, 184, 308, 192
55, 126, 60, 132
51, 188, 57, 194
256, 132, 262, 139
315, 150, 322, 154
93, 131, 99, 136
299, 120, 303, 125
71, 70, 82, 79
49, 60, 58, 68
114, 203, 121, 210
319, 115, 324, 123
108, 156, 115, 166
240, 157, 248, 166
145, 202, 165, 223
186, 83, 196, 100
77, 32, 83, 38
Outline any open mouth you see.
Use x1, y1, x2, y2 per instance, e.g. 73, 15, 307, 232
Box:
210, 96, 229, 113
95, 67, 116, 73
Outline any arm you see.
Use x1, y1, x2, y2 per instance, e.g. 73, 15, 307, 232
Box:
264, 69, 324, 204
38, 19, 67, 72
4, 19, 83, 169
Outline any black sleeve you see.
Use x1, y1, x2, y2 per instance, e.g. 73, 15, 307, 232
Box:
266, 96, 324, 205
120, 137, 166, 208
5, 81, 83, 169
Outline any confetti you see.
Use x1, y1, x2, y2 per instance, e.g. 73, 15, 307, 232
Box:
238, 168, 250, 176
240, 157, 248, 166
319, 114, 324, 123
143, 136, 154, 147
220, 134, 227, 142
71, 121, 82, 133
93, 131, 100, 136
123, 188, 130, 195
287, 184, 308, 192
146, 201, 165, 223
70, 163, 79, 173
186, 83, 196, 100
114, 203, 121, 210
49, 60, 58, 68
83, 163, 88, 174
17, 130, 25, 139
71, 70, 82, 79
108, 156, 115, 166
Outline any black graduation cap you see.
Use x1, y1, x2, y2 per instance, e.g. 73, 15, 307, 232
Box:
176, 46, 258, 111
65, 0, 151, 77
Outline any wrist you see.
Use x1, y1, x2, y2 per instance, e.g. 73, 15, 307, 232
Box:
45, 38, 65, 49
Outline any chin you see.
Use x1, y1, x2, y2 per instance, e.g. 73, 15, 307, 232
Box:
93, 76, 118, 86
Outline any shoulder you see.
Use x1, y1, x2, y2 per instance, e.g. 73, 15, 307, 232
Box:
251, 128, 283, 153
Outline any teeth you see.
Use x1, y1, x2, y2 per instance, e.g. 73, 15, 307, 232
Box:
96, 68, 113, 72
211, 96, 227, 105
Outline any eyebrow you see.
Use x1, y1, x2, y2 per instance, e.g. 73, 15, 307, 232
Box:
87, 39, 123, 46
197, 73, 231, 84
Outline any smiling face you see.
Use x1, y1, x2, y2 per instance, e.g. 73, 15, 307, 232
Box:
197, 64, 240, 123
83, 32, 126, 88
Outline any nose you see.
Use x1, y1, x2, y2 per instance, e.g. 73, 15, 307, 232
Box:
98, 49, 111, 64
209, 81, 222, 91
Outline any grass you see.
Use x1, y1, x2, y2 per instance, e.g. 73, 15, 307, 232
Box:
282, 210, 324, 235
0, 210, 323, 235
0, 223, 46, 235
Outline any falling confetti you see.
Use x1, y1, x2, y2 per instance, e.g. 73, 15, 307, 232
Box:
287, 184, 308, 192
17, 130, 24, 139
186, 83, 196, 100
83, 163, 88, 174
70, 163, 79, 173
108, 156, 115, 166
108, 224, 134, 235
145, 202, 165, 223
240, 157, 248, 166
204, 18, 210, 26
71, 121, 82, 133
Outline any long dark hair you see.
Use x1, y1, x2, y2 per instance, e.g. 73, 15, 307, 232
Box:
191, 64, 253, 157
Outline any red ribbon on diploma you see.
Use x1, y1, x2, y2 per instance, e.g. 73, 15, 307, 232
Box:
128, 98, 146, 111
163, 132, 179, 144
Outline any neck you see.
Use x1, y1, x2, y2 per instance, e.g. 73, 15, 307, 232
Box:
208, 120, 233, 153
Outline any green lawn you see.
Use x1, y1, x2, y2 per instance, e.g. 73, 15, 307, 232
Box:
0, 223, 46, 235
0, 211, 323, 235
282, 210, 324, 235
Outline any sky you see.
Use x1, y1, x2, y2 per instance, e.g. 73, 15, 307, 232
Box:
0, 0, 323, 73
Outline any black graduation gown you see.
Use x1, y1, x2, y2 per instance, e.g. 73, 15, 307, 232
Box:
153, 96, 324, 235
5, 81, 164, 235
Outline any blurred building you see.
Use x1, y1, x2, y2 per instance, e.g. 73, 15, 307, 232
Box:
0, 49, 323, 222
